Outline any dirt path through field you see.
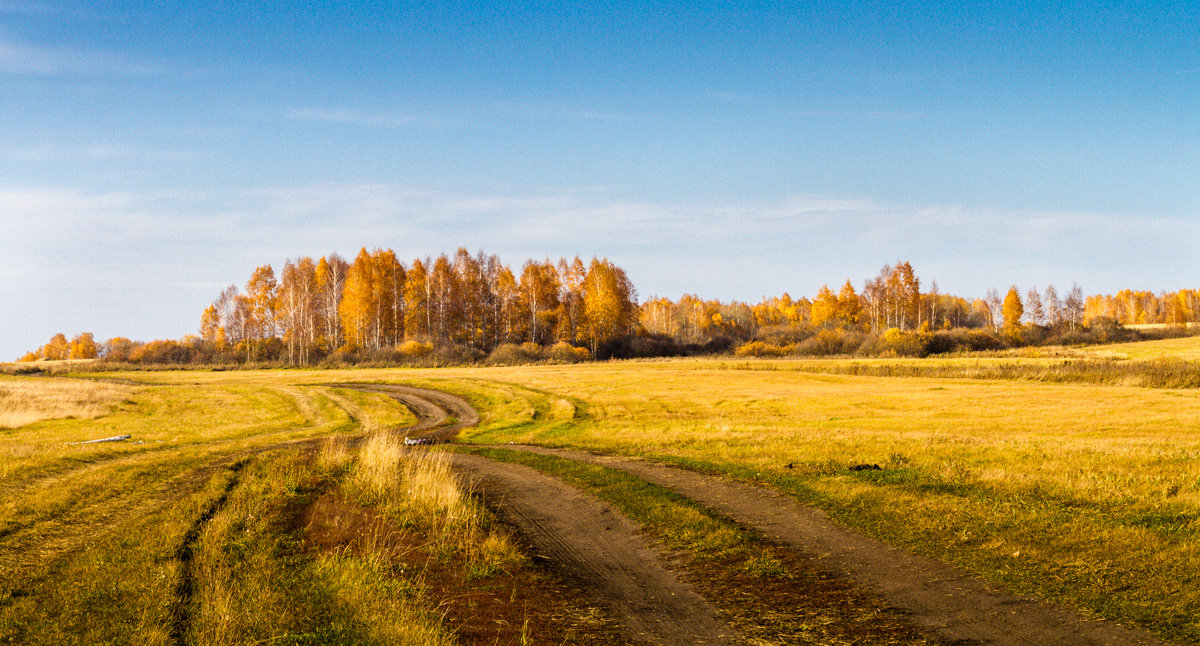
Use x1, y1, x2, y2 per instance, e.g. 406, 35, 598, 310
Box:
491, 445, 1172, 646
339, 384, 479, 440
449, 452, 738, 645
370, 384, 1173, 646
351, 384, 737, 644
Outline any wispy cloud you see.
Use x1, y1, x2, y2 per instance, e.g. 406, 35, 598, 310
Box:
0, 143, 197, 162
0, 1, 53, 15
492, 100, 631, 122
284, 107, 456, 129
0, 36, 163, 76
798, 108, 927, 121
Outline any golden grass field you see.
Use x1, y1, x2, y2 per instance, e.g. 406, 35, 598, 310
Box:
0, 374, 129, 429
1089, 334, 1200, 360
2, 337, 1199, 643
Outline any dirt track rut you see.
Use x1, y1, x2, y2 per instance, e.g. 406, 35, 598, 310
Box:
494, 446, 1172, 646
450, 452, 737, 645
351, 384, 737, 645
374, 384, 1176, 646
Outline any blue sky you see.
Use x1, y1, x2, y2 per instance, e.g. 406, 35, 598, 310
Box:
1, 1, 1198, 358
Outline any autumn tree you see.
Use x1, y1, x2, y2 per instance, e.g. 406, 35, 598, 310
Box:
1064, 284, 1085, 330
837, 280, 862, 327
1044, 285, 1061, 327
315, 254, 349, 349
404, 258, 431, 341
556, 256, 587, 345
519, 260, 560, 345
582, 258, 637, 353
278, 257, 319, 363
453, 248, 487, 348
1002, 286, 1024, 331
69, 333, 98, 360
1024, 287, 1045, 325
429, 254, 462, 343
864, 262, 920, 331
810, 285, 839, 328
200, 304, 224, 348
340, 248, 379, 349
43, 333, 69, 360
494, 264, 521, 343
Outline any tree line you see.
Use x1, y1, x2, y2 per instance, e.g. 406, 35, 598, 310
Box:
640, 263, 1192, 358
15, 255, 1199, 364
195, 247, 637, 364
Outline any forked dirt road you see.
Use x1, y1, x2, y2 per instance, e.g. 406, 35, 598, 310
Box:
361, 384, 1174, 646
347, 385, 737, 644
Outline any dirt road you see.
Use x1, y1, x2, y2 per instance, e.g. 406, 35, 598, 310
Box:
370, 384, 1175, 646
348, 384, 737, 645
450, 452, 737, 645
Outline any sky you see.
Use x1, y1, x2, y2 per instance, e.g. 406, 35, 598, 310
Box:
1, 1, 1198, 359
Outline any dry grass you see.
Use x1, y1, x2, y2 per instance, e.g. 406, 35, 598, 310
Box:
1088, 334, 1200, 360
349, 434, 520, 573
53, 359, 1200, 641
0, 375, 130, 428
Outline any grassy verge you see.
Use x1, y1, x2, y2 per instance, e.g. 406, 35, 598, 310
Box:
466, 446, 940, 645
0, 374, 622, 644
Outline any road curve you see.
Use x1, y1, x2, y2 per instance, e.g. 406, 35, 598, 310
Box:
365, 383, 1176, 646
352, 383, 737, 645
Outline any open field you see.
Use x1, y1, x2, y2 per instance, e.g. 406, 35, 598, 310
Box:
0, 374, 131, 429
2, 353, 1199, 643
1087, 335, 1200, 360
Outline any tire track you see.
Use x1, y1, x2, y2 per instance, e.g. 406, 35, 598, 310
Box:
369, 384, 1175, 646
359, 384, 738, 644
168, 458, 249, 646
490, 445, 1175, 646
449, 452, 738, 645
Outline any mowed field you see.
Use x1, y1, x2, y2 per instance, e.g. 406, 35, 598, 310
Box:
2, 339, 1200, 644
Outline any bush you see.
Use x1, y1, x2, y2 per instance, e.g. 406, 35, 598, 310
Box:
868, 328, 926, 357
545, 342, 590, 363
397, 340, 433, 358
735, 341, 793, 357
430, 343, 484, 366
486, 343, 542, 366
754, 324, 815, 346
795, 330, 849, 356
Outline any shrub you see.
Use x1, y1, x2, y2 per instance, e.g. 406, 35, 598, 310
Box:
430, 343, 484, 365
397, 340, 433, 358
486, 343, 541, 366
795, 329, 848, 356
545, 342, 590, 363
876, 328, 926, 357
735, 341, 793, 357
754, 324, 815, 346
